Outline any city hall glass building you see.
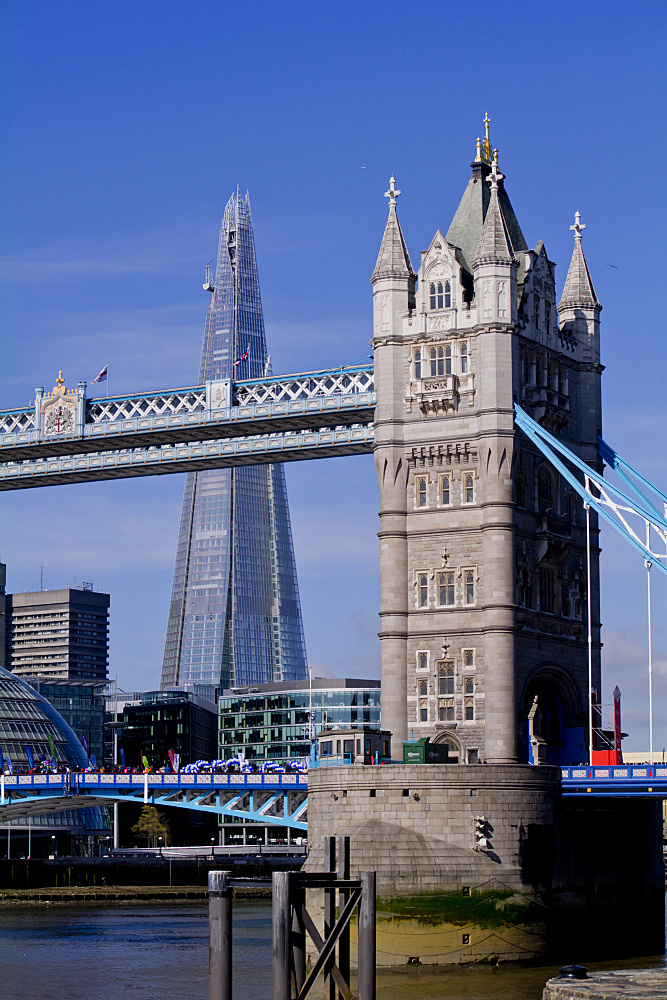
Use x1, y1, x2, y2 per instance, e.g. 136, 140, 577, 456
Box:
161, 190, 308, 691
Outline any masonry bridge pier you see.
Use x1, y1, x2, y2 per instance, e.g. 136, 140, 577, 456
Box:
1, 121, 665, 965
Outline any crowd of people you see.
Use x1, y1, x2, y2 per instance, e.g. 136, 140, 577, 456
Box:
3, 754, 308, 776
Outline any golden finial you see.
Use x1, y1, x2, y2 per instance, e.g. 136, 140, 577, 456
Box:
493, 148, 499, 168
480, 113, 493, 164
474, 137, 482, 163
55, 371, 66, 393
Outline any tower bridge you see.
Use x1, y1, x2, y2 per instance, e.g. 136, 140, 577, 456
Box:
2, 121, 665, 963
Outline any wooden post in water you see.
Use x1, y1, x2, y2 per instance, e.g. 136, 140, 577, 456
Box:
208, 870, 232, 1000
358, 871, 376, 1000
273, 871, 292, 1000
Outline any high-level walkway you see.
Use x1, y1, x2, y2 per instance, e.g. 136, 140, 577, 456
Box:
0, 366, 374, 489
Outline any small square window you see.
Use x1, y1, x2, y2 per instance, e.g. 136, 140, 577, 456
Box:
464, 678, 474, 695
419, 680, 428, 697
417, 651, 428, 670
462, 649, 475, 668
420, 707, 428, 722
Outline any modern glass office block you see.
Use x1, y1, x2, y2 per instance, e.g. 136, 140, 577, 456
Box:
161, 190, 308, 691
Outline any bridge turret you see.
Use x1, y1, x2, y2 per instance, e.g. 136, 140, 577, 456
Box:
371, 177, 416, 746
557, 211, 601, 366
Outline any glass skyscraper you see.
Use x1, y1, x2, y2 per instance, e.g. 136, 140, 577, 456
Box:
160, 189, 308, 692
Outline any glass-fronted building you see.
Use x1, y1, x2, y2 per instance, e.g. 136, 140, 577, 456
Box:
219, 678, 382, 762
117, 689, 218, 770
27, 677, 106, 764
0, 665, 109, 845
161, 189, 308, 691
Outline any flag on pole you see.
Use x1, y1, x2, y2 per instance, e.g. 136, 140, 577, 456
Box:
92, 364, 108, 384
119, 746, 126, 769
81, 735, 89, 760
48, 735, 58, 766
233, 344, 250, 367
25, 745, 35, 770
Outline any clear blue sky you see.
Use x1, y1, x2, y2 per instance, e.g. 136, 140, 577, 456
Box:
1, 1, 665, 750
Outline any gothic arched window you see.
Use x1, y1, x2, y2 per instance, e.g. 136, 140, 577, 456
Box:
429, 283, 437, 310
444, 281, 451, 308
414, 348, 422, 380
537, 467, 554, 513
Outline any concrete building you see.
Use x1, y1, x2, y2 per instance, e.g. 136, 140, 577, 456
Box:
371, 120, 601, 765
5, 584, 110, 682
219, 678, 381, 762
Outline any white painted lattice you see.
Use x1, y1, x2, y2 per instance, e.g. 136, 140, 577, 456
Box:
235, 368, 374, 406
87, 389, 206, 423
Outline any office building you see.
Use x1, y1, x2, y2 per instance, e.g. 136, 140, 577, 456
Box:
5, 584, 109, 682
27, 677, 106, 764
219, 678, 381, 762
118, 689, 218, 770
161, 189, 308, 691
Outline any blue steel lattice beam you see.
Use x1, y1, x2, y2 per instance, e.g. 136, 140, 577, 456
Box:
514, 403, 667, 577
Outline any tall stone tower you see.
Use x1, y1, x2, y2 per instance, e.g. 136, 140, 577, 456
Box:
372, 122, 602, 763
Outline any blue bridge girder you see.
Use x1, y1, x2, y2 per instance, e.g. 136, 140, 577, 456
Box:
0, 365, 375, 490
560, 764, 667, 797
0, 772, 308, 830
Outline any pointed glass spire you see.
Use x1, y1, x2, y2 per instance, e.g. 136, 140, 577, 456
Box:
371, 176, 416, 282
558, 211, 600, 310
472, 157, 514, 266
160, 190, 308, 693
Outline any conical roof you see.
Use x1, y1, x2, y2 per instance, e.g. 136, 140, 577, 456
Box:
558, 212, 600, 309
472, 163, 515, 266
446, 162, 527, 272
371, 177, 416, 283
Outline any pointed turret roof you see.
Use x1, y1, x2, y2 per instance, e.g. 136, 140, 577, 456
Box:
558, 212, 600, 310
371, 177, 416, 283
445, 119, 527, 271
472, 159, 515, 266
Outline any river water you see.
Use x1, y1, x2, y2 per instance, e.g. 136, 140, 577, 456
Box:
1, 901, 665, 1000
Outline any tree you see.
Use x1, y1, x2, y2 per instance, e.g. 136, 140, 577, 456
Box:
130, 806, 170, 848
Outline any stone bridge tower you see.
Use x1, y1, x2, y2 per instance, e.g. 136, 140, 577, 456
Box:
371, 123, 602, 764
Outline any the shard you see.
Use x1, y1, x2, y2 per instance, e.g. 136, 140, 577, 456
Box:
160, 189, 308, 692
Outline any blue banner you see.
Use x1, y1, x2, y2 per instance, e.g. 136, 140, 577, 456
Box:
90, 754, 97, 769
81, 735, 89, 759
25, 745, 35, 770
0, 747, 4, 774
119, 747, 126, 769
5, 754, 13, 774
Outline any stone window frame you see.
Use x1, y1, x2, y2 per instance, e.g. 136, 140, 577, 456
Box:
438, 700, 455, 722
416, 650, 429, 671
459, 340, 469, 374
428, 280, 452, 311
464, 697, 475, 722
415, 475, 428, 508
461, 470, 477, 505
437, 570, 456, 607
438, 473, 451, 507
462, 648, 476, 670
412, 340, 454, 380
462, 567, 477, 606
419, 701, 429, 722
418, 678, 429, 698
416, 571, 430, 609
437, 660, 455, 696
463, 676, 475, 696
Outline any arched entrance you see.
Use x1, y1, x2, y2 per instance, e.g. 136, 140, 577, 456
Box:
432, 732, 461, 764
519, 665, 585, 766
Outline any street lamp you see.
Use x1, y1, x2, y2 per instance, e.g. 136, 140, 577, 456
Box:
158, 836, 163, 858
51, 834, 56, 859
210, 837, 215, 859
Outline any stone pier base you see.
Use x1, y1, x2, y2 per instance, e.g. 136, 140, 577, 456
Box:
304, 764, 665, 965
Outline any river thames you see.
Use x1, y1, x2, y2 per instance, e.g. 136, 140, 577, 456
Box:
1, 900, 665, 1000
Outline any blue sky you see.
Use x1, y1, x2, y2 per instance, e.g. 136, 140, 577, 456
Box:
1, 1, 665, 750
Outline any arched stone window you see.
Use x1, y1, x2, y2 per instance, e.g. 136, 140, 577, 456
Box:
537, 466, 554, 513
444, 281, 451, 308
